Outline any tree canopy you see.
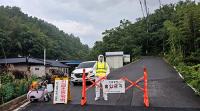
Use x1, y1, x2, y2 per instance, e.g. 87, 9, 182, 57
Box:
0, 6, 89, 60
90, 0, 200, 65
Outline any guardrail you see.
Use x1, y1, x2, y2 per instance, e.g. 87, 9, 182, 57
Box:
0, 94, 28, 111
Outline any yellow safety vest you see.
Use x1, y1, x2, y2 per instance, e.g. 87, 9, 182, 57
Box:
96, 62, 107, 77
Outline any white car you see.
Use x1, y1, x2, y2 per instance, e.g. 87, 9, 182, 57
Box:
71, 61, 96, 85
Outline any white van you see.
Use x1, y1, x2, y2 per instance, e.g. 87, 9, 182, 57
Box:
71, 61, 96, 85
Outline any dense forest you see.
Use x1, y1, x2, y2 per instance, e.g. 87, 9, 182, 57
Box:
0, 6, 89, 60
90, 0, 200, 92
90, 0, 200, 65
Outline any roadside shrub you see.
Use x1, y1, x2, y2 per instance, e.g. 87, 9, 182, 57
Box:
165, 53, 183, 66
190, 80, 200, 91
0, 74, 37, 105
29, 75, 37, 81
0, 83, 14, 103
192, 64, 200, 72
13, 79, 29, 97
177, 64, 200, 93
12, 70, 27, 79
0, 72, 14, 84
184, 56, 200, 66
0, 87, 3, 104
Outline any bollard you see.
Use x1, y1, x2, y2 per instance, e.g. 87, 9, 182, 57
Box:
81, 69, 87, 106
143, 67, 149, 107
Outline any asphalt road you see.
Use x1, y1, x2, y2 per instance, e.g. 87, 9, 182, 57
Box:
19, 56, 200, 111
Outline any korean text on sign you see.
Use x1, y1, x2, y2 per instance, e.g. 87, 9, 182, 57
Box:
102, 80, 125, 93
53, 78, 68, 104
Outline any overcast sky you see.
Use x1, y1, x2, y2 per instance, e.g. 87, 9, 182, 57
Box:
0, 0, 197, 47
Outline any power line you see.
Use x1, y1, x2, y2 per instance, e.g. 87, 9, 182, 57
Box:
158, 0, 162, 8
138, 0, 145, 18
143, 0, 149, 18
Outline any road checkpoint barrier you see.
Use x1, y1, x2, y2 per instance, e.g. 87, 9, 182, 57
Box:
81, 67, 149, 108
81, 68, 106, 106
53, 77, 71, 104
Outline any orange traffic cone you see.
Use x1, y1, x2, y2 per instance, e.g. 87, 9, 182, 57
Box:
144, 67, 149, 107
81, 69, 87, 106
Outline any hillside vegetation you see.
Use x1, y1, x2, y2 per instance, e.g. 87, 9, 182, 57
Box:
0, 6, 89, 60
90, 0, 200, 64
90, 1, 200, 92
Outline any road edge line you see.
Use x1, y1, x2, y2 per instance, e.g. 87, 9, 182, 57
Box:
13, 101, 30, 111
173, 66, 184, 80
163, 58, 200, 96
173, 65, 200, 95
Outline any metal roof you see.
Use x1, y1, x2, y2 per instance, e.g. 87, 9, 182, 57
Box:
0, 58, 68, 68
0, 57, 44, 64
105, 51, 124, 56
46, 60, 69, 68
123, 54, 130, 57
65, 63, 80, 65
60, 60, 83, 63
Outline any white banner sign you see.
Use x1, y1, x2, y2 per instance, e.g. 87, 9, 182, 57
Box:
53, 78, 68, 104
102, 80, 125, 93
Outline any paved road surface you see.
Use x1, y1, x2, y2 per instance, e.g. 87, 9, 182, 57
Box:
20, 56, 200, 111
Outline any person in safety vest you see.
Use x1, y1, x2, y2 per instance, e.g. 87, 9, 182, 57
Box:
94, 55, 110, 101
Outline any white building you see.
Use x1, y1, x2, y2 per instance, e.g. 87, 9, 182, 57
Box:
45, 59, 69, 75
0, 57, 69, 77
105, 51, 124, 69
123, 54, 131, 63
0, 57, 46, 77
105, 51, 131, 69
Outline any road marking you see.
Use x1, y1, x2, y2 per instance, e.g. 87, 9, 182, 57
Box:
173, 65, 184, 79
173, 66, 199, 95
163, 58, 200, 95
13, 101, 30, 111
187, 83, 200, 94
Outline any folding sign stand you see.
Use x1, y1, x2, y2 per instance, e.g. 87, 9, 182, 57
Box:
81, 67, 149, 108
53, 77, 71, 104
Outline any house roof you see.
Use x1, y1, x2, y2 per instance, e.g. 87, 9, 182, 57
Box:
105, 51, 124, 56
60, 60, 83, 63
59, 60, 83, 65
0, 57, 44, 65
0, 57, 69, 68
46, 60, 69, 68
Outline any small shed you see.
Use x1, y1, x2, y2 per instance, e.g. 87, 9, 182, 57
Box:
105, 51, 124, 69
45, 60, 69, 75
123, 54, 131, 63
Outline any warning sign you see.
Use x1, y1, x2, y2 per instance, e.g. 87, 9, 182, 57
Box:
53, 78, 68, 104
102, 80, 125, 93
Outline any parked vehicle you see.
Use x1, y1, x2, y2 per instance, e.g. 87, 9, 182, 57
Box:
27, 80, 51, 102
71, 61, 96, 85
